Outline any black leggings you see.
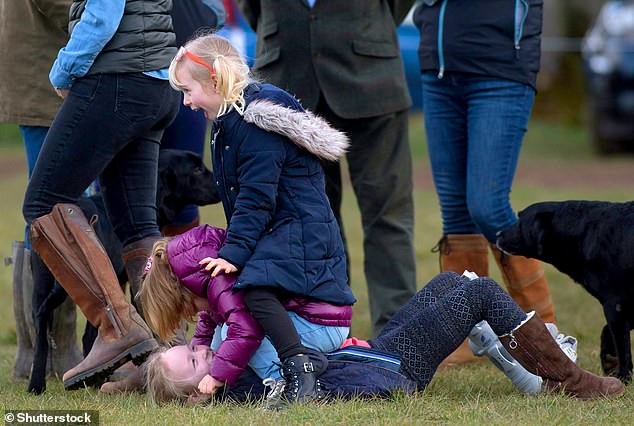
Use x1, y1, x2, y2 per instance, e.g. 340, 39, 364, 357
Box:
243, 288, 306, 360
370, 272, 527, 390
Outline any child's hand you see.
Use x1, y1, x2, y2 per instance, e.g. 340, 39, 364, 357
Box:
197, 374, 224, 395
199, 257, 238, 277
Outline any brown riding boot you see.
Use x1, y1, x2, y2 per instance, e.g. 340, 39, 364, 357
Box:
30, 203, 158, 390
499, 314, 624, 399
435, 234, 489, 368
160, 215, 200, 237
122, 236, 161, 318
491, 245, 556, 324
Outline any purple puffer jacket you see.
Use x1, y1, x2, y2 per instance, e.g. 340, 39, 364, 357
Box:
168, 225, 353, 384
167, 225, 263, 385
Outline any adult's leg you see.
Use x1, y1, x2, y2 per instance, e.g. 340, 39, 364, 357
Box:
371, 272, 526, 389
318, 99, 416, 336
461, 75, 555, 323
23, 74, 178, 389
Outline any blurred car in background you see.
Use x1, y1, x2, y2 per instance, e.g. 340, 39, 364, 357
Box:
582, 0, 634, 154
218, 1, 423, 110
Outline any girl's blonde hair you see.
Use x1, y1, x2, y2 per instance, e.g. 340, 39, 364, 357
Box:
138, 239, 198, 341
168, 34, 251, 116
144, 347, 191, 404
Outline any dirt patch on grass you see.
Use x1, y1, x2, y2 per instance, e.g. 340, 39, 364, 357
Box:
3, 153, 633, 191
413, 159, 634, 190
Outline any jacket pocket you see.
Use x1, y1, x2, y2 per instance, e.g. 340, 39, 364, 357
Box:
352, 40, 399, 58
253, 47, 280, 70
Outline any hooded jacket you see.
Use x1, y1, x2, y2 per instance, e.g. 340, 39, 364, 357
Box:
211, 83, 356, 307
414, 0, 543, 89
167, 224, 353, 384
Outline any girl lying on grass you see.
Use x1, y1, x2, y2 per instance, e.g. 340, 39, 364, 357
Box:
143, 271, 624, 405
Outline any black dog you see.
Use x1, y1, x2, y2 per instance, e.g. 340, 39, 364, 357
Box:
496, 200, 634, 383
27, 149, 219, 394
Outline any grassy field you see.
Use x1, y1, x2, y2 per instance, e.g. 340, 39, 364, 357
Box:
1, 116, 633, 425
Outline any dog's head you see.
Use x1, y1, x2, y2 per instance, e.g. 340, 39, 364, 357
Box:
157, 149, 220, 226
496, 202, 558, 259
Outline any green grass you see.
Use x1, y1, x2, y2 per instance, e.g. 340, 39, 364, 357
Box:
1, 118, 634, 424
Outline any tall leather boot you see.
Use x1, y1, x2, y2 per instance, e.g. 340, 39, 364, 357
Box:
435, 234, 489, 368
121, 235, 187, 345
499, 313, 624, 399
491, 245, 556, 324
121, 236, 161, 319
9, 241, 34, 379
30, 203, 158, 390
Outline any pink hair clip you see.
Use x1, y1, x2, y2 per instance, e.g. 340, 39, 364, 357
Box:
144, 256, 154, 274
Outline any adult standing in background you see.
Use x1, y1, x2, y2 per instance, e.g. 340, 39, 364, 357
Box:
22, 0, 180, 391
0, 0, 82, 381
159, 0, 226, 237
236, 0, 417, 336
414, 0, 556, 366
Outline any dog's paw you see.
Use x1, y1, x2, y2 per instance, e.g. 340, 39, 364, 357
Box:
616, 370, 632, 384
27, 380, 46, 395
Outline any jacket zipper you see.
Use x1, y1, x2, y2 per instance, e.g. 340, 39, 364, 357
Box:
514, 0, 529, 58
437, 0, 448, 79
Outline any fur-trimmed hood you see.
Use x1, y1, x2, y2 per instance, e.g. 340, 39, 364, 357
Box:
243, 100, 349, 162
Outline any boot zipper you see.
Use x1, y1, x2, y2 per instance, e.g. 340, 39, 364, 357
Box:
508, 330, 518, 349
105, 304, 124, 338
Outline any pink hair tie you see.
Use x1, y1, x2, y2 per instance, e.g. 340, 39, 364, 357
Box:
144, 256, 154, 274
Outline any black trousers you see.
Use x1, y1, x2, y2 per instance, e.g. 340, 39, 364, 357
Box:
243, 288, 306, 360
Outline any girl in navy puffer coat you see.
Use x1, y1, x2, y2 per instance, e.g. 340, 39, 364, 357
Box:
149, 33, 355, 403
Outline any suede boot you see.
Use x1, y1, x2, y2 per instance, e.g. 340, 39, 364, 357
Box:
499, 313, 624, 400
9, 241, 34, 379
491, 245, 556, 324
435, 234, 489, 368
30, 203, 158, 390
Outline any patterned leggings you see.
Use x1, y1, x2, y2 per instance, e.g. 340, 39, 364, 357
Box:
370, 272, 527, 389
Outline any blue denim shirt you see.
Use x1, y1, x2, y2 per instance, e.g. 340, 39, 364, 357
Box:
49, 0, 125, 89
49, 0, 225, 89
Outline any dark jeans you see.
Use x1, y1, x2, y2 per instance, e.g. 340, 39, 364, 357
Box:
23, 73, 180, 246
316, 97, 417, 337
421, 71, 536, 242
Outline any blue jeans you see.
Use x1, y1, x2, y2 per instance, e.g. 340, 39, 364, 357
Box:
23, 73, 180, 245
211, 312, 349, 380
421, 71, 535, 242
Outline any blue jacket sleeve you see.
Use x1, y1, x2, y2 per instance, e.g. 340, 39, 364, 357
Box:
49, 0, 125, 89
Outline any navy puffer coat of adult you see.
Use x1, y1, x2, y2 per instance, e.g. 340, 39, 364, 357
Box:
211, 83, 356, 306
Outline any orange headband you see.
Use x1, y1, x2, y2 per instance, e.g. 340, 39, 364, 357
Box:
175, 46, 217, 78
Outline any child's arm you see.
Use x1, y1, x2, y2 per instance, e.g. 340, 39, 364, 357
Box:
190, 311, 216, 347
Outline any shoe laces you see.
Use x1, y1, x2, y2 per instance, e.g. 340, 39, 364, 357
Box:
545, 323, 578, 363
262, 377, 286, 406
